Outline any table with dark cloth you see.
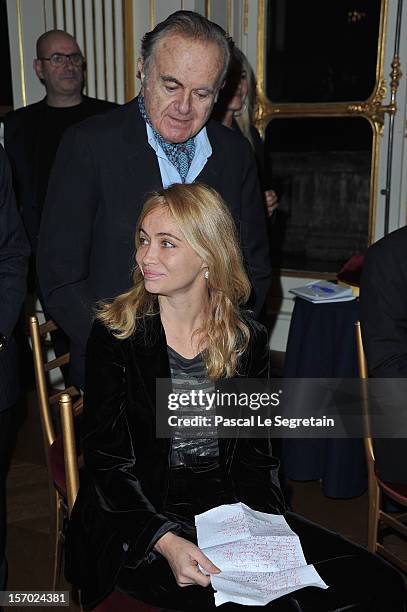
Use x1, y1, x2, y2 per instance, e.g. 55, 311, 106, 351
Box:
282, 296, 367, 498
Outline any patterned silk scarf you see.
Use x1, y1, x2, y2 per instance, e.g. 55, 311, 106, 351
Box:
138, 95, 196, 183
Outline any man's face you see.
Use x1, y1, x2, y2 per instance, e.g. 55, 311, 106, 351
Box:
34, 33, 83, 99
139, 34, 224, 143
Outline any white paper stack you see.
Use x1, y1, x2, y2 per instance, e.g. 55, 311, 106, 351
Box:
289, 280, 355, 304
195, 503, 328, 607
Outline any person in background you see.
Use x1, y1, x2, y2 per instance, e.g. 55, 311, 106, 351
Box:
66, 183, 406, 611
0, 146, 30, 589
213, 46, 278, 218
4, 30, 116, 382
360, 225, 407, 485
4, 29, 117, 261
37, 11, 271, 390
361, 225, 407, 377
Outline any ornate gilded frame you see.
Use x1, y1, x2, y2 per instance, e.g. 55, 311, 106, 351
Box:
254, 0, 400, 247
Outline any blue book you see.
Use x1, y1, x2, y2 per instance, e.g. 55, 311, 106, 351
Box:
289, 280, 355, 303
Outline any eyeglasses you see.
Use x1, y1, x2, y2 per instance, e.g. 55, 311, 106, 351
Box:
38, 53, 84, 67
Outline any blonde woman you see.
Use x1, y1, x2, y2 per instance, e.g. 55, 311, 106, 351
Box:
65, 184, 406, 611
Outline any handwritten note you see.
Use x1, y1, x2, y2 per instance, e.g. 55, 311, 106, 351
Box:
195, 503, 328, 607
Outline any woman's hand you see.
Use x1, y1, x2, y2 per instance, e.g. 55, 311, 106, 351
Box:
154, 531, 220, 587
265, 190, 279, 217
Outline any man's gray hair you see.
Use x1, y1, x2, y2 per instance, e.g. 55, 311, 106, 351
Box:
140, 10, 233, 88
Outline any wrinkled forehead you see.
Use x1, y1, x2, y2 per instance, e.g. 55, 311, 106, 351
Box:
39, 33, 81, 57
150, 33, 224, 84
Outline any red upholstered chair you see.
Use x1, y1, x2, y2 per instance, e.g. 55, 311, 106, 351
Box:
59, 395, 160, 612
355, 321, 407, 574
29, 316, 81, 588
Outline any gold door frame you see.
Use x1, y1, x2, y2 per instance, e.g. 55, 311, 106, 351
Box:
254, 0, 401, 247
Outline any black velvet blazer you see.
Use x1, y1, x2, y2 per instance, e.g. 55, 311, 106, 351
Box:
65, 314, 286, 608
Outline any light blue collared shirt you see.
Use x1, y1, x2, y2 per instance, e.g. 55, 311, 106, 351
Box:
145, 123, 212, 188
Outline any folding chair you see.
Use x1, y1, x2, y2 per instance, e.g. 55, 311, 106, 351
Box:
355, 321, 407, 573
29, 315, 81, 588
59, 393, 159, 611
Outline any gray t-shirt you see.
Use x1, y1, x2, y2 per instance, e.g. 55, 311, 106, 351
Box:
167, 346, 218, 466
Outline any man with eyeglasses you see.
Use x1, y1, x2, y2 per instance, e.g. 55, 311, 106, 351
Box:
5, 30, 116, 259
4, 30, 116, 379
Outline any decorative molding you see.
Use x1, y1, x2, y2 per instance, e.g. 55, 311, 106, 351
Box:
243, 0, 249, 34
92, 0, 99, 97
42, 0, 47, 30
16, 0, 26, 107
84, 0, 95, 96
102, 0, 107, 98
149, 0, 155, 30
347, 79, 389, 134
72, 0, 77, 38
226, 0, 232, 35
347, 10, 402, 138
123, 0, 135, 102
103, 0, 115, 101
390, 54, 402, 101
254, 0, 392, 247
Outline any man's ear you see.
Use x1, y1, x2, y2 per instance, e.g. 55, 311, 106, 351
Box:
137, 59, 145, 86
33, 58, 44, 81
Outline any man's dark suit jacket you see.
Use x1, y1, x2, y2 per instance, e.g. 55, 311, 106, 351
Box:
37, 97, 271, 388
0, 146, 30, 412
361, 225, 407, 377
4, 95, 116, 255
360, 226, 407, 484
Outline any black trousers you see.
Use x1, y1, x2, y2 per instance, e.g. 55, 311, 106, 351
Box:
116, 466, 407, 612
0, 403, 22, 589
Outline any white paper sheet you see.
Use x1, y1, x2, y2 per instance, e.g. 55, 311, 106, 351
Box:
212, 565, 328, 607
195, 503, 328, 607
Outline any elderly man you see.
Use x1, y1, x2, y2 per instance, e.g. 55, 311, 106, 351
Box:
37, 11, 271, 388
0, 146, 30, 589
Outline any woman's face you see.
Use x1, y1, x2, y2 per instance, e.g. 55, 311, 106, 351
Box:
136, 206, 207, 300
226, 70, 249, 113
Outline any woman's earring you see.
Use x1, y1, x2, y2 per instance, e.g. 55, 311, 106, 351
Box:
204, 270, 209, 280
233, 100, 247, 118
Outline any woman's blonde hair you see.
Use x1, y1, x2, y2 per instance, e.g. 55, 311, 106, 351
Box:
232, 47, 256, 148
97, 183, 252, 378
213, 46, 257, 148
